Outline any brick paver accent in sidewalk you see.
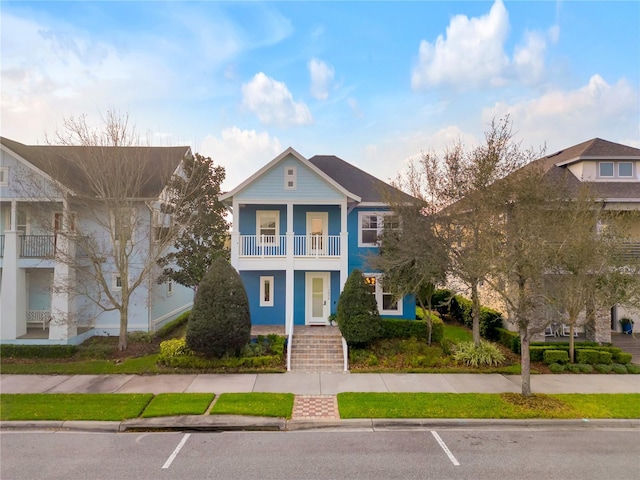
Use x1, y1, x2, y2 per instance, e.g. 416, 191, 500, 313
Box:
292, 395, 339, 420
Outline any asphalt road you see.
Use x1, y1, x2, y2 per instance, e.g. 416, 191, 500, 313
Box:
1, 428, 638, 480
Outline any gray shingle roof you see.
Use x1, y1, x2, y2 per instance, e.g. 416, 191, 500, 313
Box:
1, 137, 190, 198
531, 138, 640, 200
308, 155, 415, 203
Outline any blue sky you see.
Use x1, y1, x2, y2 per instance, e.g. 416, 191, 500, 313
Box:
1, 0, 638, 190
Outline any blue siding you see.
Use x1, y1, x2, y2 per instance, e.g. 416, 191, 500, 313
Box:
293, 271, 305, 325
293, 205, 341, 235
240, 270, 286, 325
238, 205, 286, 235
235, 155, 345, 201
347, 206, 390, 271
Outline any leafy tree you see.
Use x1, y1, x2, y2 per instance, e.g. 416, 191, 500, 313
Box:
186, 257, 251, 358
158, 153, 229, 290
336, 269, 383, 346
368, 203, 448, 344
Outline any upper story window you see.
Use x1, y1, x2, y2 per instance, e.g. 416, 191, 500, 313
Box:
53, 212, 77, 233
358, 211, 401, 247
113, 210, 133, 243
598, 161, 635, 179
256, 210, 279, 245
0, 167, 8, 186
284, 166, 297, 190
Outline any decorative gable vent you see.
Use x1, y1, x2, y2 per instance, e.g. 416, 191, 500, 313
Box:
284, 166, 297, 190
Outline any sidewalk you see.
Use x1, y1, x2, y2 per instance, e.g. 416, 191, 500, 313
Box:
2, 372, 639, 395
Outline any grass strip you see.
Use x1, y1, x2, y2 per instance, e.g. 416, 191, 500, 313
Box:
140, 393, 215, 418
0, 355, 161, 375
0, 394, 153, 421
209, 393, 294, 419
337, 393, 640, 419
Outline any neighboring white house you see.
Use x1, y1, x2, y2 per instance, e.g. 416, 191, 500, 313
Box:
0, 137, 194, 345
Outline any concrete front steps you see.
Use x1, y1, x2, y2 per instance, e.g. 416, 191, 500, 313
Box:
289, 325, 345, 373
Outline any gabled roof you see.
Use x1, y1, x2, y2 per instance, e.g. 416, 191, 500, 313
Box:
309, 155, 415, 204
525, 138, 640, 201
219, 147, 362, 203
1, 137, 190, 198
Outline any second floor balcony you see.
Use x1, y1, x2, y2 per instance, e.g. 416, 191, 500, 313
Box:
238, 234, 342, 258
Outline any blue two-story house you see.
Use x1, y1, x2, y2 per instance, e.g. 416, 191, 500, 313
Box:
220, 147, 416, 335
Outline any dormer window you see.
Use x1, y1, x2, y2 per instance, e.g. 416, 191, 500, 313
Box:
284, 166, 297, 190
598, 161, 635, 179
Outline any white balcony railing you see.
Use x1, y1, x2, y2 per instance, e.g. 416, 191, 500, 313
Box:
238, 234, 341, 258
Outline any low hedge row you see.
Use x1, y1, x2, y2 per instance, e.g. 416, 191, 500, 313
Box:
0, 344, 78, 359
381, 317, 444, 344
531, 345, 629, 364
496, 328, 521, 354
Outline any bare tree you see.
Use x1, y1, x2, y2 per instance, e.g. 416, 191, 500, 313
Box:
399, 116, 535, 345
18, 111, 212, 351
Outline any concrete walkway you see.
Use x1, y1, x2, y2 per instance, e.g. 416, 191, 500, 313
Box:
2, 372, 639, 395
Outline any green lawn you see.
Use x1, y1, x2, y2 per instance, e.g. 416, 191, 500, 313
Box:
443, 323, 474, 343
337, 393, 640, 419
0, 394, 153, 421
0, 355, 161, 375
209, 393, 294, 418
140, 393, 215, 418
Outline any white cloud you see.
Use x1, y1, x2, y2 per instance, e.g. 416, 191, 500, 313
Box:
308, 58, 335, 100
412, 0, 510, 90
198, 126, 283, 190
241, 72, 313, 127
411, 0, 557, 90
482, 75, 640, 151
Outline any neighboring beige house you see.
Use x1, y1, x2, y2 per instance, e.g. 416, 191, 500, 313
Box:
479, 138, 640, 343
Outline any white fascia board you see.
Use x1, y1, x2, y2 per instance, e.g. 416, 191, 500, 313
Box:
555, 155, 640, 167
0, 143, 74, 197
219, 147, 361, 203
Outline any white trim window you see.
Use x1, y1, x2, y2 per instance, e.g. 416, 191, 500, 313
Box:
284, 166, 297, 190
363, 273, 402, 315
53, 212, 77, 233
598, 161, 635, 179
260, 276, 274, 307
113, 209, 133, 243
256, 210, 279, 246
167, 280, 173, 296
112, 274, 123, 291
358, 211, 401, 247
0, 167, 8, 186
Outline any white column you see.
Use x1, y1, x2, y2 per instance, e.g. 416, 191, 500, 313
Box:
339, 200, 349, 290
285, 202, 294, 334
230, 198, 240, 269
0, 230, 26, 339
49, 233, 77, 340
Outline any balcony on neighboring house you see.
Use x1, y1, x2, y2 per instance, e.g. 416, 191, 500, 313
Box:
238, 234, 342, 258
20, 235, 56, 258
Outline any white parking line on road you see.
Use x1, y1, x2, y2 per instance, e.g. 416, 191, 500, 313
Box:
431, 430, 460, 466
162, 433, 191, 469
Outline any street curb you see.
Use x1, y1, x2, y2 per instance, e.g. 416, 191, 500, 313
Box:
2, 418, 638, 433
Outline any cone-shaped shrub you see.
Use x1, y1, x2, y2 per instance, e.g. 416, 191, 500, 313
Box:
336, 269, 382, 346
186, 257, 251, 358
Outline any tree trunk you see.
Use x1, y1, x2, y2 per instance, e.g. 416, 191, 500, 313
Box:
117, 305, 128, 351
471, 282, 481, 346
569, 324, 575, 363
520, 329, 531, 396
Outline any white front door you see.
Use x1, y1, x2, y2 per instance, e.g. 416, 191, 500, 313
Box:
305, 272, 330, 325
306, 212, 328, 255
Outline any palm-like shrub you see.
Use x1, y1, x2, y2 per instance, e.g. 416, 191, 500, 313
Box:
452, 340, 505, 367
186, 257, 251, 358
336, 269, 382, 346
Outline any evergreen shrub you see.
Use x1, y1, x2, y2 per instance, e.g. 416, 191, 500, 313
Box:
186, 257, 251, 358
336, 269, 383, 346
